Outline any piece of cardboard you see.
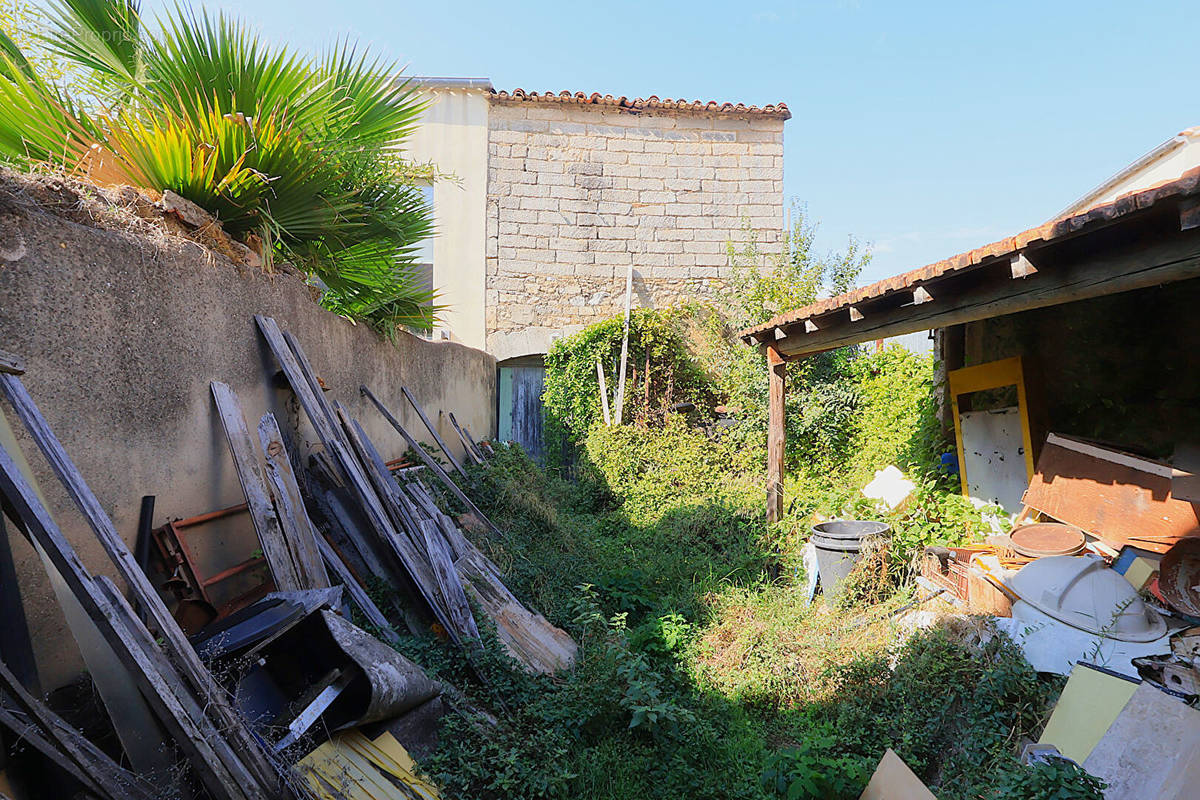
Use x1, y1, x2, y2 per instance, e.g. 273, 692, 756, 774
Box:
1037, 662, 1139, 763
858, 748, 937, 800
1083, 682, 1200, 800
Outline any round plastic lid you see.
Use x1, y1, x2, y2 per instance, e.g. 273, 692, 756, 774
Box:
1006, 554, 1166, 642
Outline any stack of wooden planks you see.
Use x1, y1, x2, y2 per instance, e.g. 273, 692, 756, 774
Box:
252, 316, 575, 674
0, 372, 294, 800
1022, 433, 1200, 554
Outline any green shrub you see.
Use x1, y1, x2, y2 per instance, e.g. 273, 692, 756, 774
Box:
992, 759, 1106, 800
0, 1, 439, 335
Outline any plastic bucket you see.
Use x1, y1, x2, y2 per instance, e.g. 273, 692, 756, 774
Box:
811, 520, 891, 602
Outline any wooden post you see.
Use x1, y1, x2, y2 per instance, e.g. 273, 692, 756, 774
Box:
766, 344, 787, 524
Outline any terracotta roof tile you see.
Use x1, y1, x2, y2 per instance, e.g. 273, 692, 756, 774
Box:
491, 89, 791, 119
740, 164, 1200, 341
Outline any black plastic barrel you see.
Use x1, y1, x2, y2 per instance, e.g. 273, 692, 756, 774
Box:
811, 520, 891, 602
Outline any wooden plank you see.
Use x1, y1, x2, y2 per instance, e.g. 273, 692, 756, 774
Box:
596, 361, 612, 426
0, 658, 156, 800
401, 387, 466, 477
454, 540, 577, 674
766, 344, 786, 524
211, 382, 303, 593
254, 316, 346, 471
258, 412, 331, 590
462, 424, 489, 460
335, 408, 466, 644
419, 518, 480, 643
361, 385, 502, 537
448, 412, 485, 466
771, 228, 1200, 358
0, 702, 108, 798
314, 532, 399, 643
0, 374, 279, 798
0, 441, 262, 800
0, 350, 24, 376
1023, 434, 1200, 553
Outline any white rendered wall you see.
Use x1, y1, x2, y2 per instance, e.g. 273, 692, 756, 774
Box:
408, 88, 490, 349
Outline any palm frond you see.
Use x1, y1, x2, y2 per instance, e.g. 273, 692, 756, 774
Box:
0, 27, 34, 81
1, 0, 443, 333
41, 0, 142, 84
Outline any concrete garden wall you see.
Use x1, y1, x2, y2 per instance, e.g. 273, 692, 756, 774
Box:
0, 172, 497, 688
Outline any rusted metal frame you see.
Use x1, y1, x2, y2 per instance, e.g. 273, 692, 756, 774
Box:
361, 384, 503, 538
0, 374, 282, 799
401, 386, 466, 477
0, 440, 267, 800
765, 343, 787, 525
173, 502, 248, 528
154, 505, 271, 617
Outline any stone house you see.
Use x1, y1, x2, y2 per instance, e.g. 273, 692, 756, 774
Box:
405, 79, 789, 453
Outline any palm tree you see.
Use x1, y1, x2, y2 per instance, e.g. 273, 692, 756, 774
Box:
0, 0, 441, 335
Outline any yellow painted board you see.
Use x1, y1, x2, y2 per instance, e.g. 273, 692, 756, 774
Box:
1123, 556, 1158, 591
858, 748, 937, 800
297, 732, 439, 800
1037, 663, 1139, 763
948, 356, 1035, 501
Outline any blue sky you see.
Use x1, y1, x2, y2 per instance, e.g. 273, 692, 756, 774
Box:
148, 0, 1198, 284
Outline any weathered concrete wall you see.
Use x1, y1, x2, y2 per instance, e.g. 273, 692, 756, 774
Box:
0, 174, 497, 689
485, 102, 785, 359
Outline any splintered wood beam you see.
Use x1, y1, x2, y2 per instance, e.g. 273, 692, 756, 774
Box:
0, 350, 24, 376
210, 382, 303, 593
1011, 253, 1038, 278
913, 286, 933, 304
257, 412, 330, 590
361, 385, 502, 537
0, 655, 157, 800
448, 412, 486, 465
849, 306, 864, 322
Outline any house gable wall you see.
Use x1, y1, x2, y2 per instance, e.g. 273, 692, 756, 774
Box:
485, 102, 785, 359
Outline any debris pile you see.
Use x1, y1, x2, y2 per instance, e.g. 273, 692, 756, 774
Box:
910, 431, 1200, 799
0, 317, 575, 799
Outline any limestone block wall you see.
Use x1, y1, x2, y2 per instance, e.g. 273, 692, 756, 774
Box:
484, 101, 785, 359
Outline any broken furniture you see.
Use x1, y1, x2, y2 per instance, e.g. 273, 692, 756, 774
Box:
195, 589, 440, 754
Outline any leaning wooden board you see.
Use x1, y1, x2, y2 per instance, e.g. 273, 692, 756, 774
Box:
1023, 433, 1200, 554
